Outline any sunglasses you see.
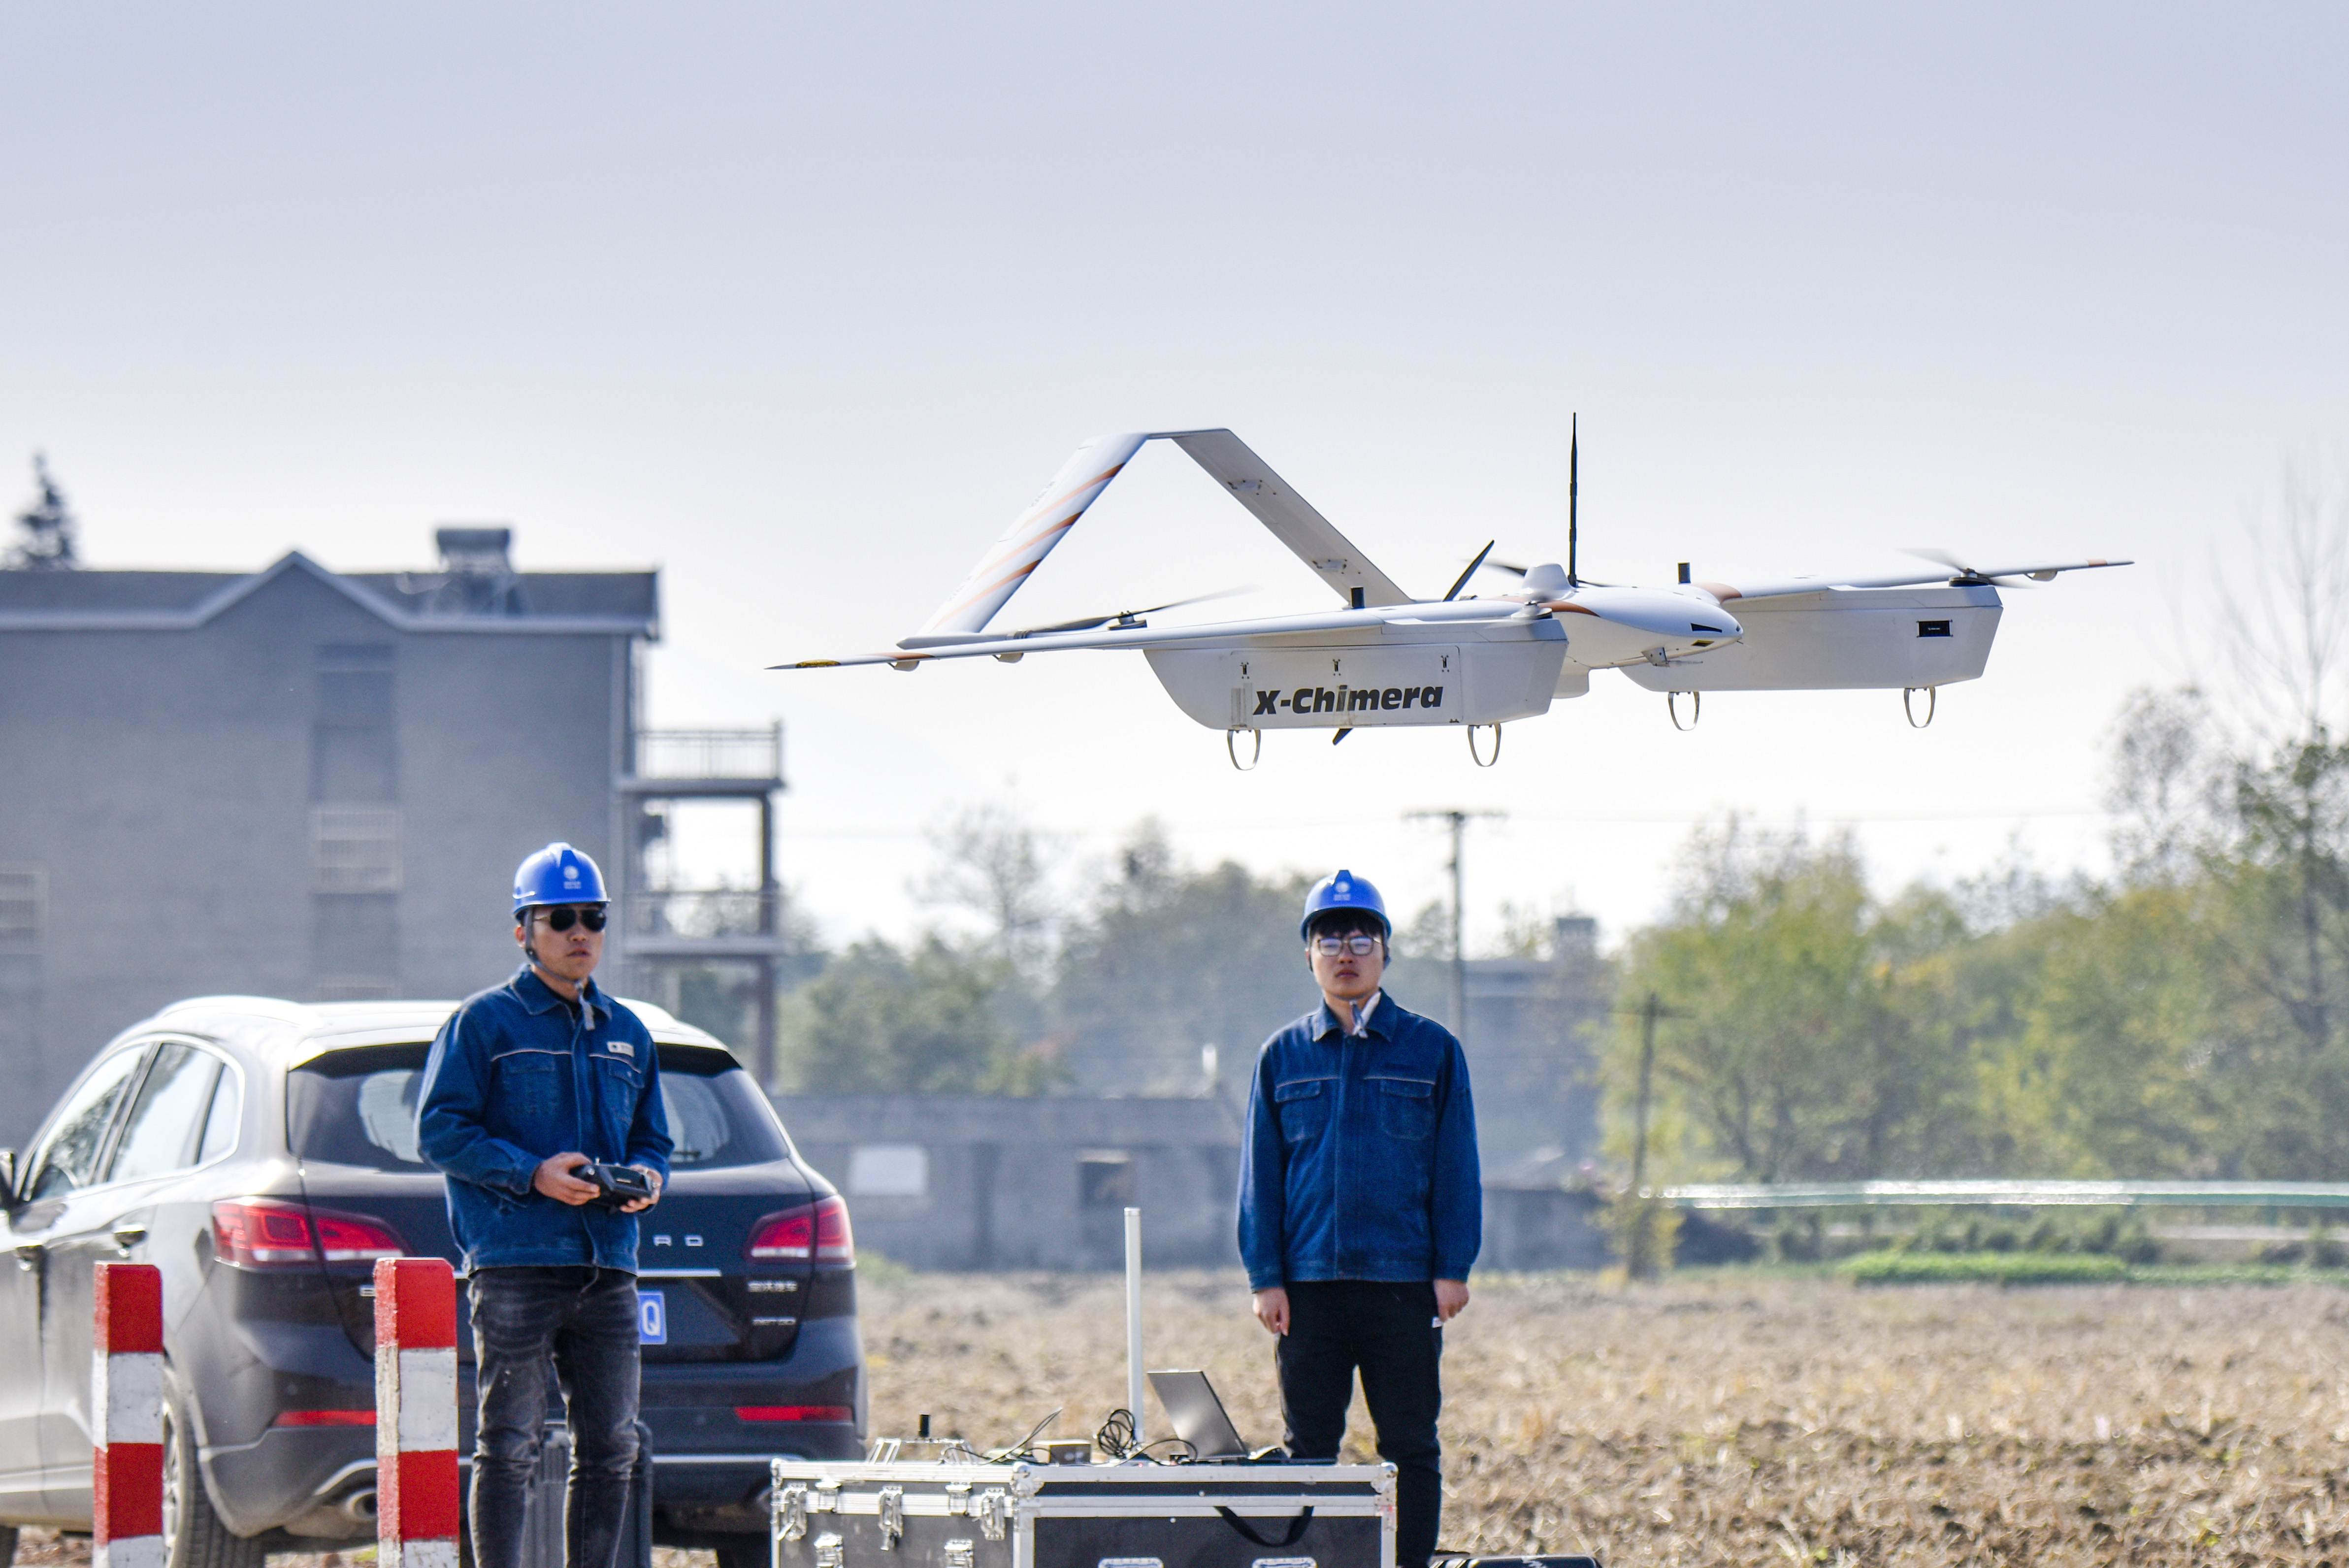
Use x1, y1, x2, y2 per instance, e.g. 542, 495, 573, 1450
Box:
1311, 934, 1382, 957
532, 905, 608, 932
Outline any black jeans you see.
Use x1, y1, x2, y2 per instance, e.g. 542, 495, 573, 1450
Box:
469, 1266, 642, 1568
1276, 1280, 1445, 1568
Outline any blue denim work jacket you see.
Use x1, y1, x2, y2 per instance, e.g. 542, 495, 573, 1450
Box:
1238, 993, 1482, 1291
417, 966, 673, 1273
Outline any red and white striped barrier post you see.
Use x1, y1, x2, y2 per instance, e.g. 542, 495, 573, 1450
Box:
94, 1262, 166, 1568
376, 1256, 462, 1568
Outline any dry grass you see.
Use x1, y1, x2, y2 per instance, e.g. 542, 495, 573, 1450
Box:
859, 1270, 2349, 1566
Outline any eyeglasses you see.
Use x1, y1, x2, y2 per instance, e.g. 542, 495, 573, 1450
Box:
1311, 934, 1381, 957
532, 905, 608, 932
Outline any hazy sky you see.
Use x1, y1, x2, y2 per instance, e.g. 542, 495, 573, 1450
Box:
6, 4, 2345, 955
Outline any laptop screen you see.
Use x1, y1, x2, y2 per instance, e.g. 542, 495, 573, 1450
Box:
1146, 1370, 1249, 1460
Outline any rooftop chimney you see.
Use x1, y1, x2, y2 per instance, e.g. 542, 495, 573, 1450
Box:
1553, 915, 1598, 963
426, 525, 526, 616
435, 526, 513, 575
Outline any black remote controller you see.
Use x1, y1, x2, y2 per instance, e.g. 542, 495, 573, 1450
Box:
572, 1161, 654, 1208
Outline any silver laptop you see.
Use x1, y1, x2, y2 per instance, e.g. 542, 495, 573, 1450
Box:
1147, 1369, 1250, 1460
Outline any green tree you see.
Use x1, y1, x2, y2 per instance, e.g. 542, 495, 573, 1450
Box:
1611, 822, 1978, 1181
1048, 822, 1316, 1097
779, 937, 1059, 1095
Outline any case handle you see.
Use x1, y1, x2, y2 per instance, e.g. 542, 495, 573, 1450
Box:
1215, 1506, 1315, 1548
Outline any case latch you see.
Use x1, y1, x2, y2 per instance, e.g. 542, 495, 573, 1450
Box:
974, 1490, 1010, 1542
878, 1487, 905, 1549
777, 1485, 809, 1542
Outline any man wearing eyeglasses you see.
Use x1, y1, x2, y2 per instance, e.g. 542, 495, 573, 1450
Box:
1238, 869, 1480, 1568
418, 842, 673, 1568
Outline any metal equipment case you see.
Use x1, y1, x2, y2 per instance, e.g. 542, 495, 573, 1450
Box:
770, 1458, 1397, 1568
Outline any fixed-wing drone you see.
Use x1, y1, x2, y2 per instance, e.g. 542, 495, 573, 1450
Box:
777, 428, 2129, 766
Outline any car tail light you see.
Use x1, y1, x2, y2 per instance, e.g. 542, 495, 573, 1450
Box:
748, 1196, 854, 1265
736, 1405, 853, 1423
748, 1209, 811, 1260
212, 1199, 405, 1268
312, 1209, 406, 1262
274, 1409, 376, 1426
814, 1196, 853, 1263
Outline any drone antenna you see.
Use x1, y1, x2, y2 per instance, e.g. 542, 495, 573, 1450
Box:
1567, 413, 1579, 589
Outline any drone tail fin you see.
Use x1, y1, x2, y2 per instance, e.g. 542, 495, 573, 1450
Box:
914, 432, 1151, 638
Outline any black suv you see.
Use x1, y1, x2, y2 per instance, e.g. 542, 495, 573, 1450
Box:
0, 996, 864, 1568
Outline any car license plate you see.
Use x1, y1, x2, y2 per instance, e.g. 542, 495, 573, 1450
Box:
638, 1290, 667, 1345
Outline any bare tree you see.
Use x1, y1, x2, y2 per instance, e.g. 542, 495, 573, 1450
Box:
2106, 686, 2224, 885
2215, 446, 2349, 746
913, 803, 1063, 971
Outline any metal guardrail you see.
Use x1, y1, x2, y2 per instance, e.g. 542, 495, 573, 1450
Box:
634, 726, 782, 781
1665, 1179, 2349, 1209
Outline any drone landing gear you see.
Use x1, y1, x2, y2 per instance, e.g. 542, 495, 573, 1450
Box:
1467, 724, 1502, 767
1904, 686, 1937, 728
1668, 690, 1700, 731
1226, 727, 1262, 771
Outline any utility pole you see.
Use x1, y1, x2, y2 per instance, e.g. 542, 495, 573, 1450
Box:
1404, 809, 1503, 1042
1631, 991, 1660, 1194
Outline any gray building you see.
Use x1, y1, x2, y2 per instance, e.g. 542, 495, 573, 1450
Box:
774, 1089, 1610, 1274
0, 528, 787, 1142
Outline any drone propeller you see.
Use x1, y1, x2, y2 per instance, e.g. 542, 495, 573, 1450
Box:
1902, 548, 2039, 588
1477, 556, 1617, 590
1442, 542, 1496, 602
1006, 587, 1250, 637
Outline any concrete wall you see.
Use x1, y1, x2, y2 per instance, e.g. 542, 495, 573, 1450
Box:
0, 567, 635, 1141
775, 1093, 1614, 1274
778, 1094, 1246, 1272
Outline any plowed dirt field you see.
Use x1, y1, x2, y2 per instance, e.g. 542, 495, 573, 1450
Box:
860, 1270, 2349, 1566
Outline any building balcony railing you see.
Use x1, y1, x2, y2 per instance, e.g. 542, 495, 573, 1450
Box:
628, 887, 775, 940
632, 724, 783, 784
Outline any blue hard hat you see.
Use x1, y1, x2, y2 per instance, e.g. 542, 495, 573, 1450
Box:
513, 842, 608, 916
1299, 868, 1390, 941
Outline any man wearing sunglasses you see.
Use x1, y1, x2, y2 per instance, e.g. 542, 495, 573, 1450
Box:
419, 842, 673, 1568
1237, 869, 1480, 1568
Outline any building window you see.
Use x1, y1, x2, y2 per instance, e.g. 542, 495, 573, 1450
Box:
1078, 1149, 1135, 1209
0, 868, 42, 947
848, 1144, 930, 1198
315, 644, 397, 803
312, 807, 402, 893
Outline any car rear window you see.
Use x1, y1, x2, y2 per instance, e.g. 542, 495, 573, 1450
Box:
289, 1043, 791, 1171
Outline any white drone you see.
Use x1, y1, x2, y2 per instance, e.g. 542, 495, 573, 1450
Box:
777, 427, 2129, 767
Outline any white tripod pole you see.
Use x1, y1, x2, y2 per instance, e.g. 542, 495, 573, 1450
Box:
1124, 1206, 1146, 1447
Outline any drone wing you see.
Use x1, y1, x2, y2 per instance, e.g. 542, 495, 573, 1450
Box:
1699, 557, 2129, 601
777, 598, 1544, 670
915, 432, 1152, 638
1159, 429, 1413, 608
913, 428, 1414, 643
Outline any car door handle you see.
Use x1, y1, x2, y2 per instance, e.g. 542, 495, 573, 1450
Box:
12, 1243, 41, 1272
112, 1224, 148, 1253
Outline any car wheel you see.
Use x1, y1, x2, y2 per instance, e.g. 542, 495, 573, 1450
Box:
715, 1535, 768, 1568
161, 1384, 264, 1568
